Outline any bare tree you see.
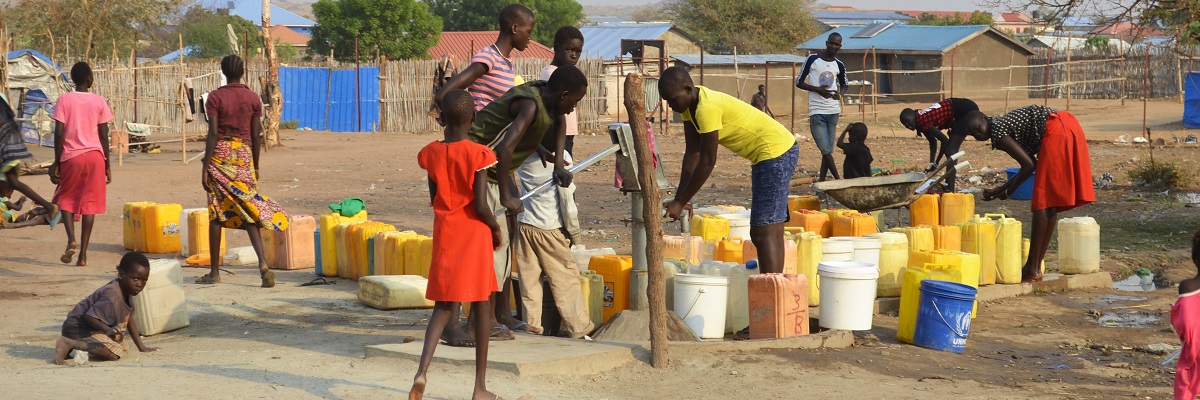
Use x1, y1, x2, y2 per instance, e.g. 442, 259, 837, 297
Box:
262, 0, 281, 147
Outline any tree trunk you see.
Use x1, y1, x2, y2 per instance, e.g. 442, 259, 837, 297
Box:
262, 0, 282, 147
623, 73, 669, 368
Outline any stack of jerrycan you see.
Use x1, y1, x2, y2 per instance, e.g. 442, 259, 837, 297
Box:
909, 194, 940, 227
865, 232, 908, 297
123, 202, 184, 254
336, 221, 395, 280
747, 273, 810, 339
788, 195, 821, 213
788, 229, 823, 306
940, 193, 976, 226
691, 214, 731, 244
1057, 217, 1101, 274
958, 215, 998, 285
371, 230, 419, 275
261, 215, 317, 270
831, 211, 878, 237
589, 255, 633, 323
890, 226, 935, 254
787, 209, 831, 237
983, 214, 1023, 284
897, 263, 963, 344
742, 237, 797, 274
317, 211, 368, 277
931, 225, 961, 251
909, 249, 981, 317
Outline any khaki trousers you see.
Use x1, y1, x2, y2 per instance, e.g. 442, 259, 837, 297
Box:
514, 224, 595, 337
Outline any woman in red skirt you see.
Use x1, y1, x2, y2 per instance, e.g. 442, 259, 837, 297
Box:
965, 105, 1095, 282
50, 62, 113, 266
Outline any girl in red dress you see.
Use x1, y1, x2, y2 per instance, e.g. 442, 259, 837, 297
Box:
410, 90, 502, 400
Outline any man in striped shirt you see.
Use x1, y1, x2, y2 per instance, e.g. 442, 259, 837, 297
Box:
434, 4, 535, 112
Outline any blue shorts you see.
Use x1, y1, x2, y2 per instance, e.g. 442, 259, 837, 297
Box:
810, 113, 839, 156
750, 143, 799, 227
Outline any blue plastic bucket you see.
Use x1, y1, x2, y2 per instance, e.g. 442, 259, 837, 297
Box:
314, 229, 323, 276
913, 280, 978, 353
1003, 168, 1035, 200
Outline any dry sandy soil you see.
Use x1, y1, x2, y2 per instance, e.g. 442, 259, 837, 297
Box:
2, 97, 1198, 399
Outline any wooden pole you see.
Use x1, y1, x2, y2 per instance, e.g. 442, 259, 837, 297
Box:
949, 45, 956, 99
1144, 50, 1149, 138
790, 62, 796, 133
262, 0, 282, 147
1121, 54, 1127, 106
623, 73, 668, 368
1005, 51, 1014, 112
1044, 49, 1051, 106
872, 47, 878, 123
1178, 54, 1185, 103
179, 34, 186, 164
860, 50, 867, 121
1065, 42, 1072, 111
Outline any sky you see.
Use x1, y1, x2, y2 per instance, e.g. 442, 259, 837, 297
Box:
576, 0, 991, 10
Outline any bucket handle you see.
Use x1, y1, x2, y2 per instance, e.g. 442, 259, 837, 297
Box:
682, 287, 707, 317
930, 299, 969, 338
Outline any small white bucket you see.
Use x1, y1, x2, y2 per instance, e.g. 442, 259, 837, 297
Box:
817, 261, 879, 331
850, 237, 882, 269
674, 274, 730, 339
821, 238, 855, 262
717, 213, 751, 241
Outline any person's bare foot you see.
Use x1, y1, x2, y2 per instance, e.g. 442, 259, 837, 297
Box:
54, 336, 76, 365
1021, 270, 1044, 283
195, 273, 221, 284
408, 374, 426, 400
75, 254, 87, 267
472, 389, 500, 400
260, 269, 276, 288
441, 322, 475, 347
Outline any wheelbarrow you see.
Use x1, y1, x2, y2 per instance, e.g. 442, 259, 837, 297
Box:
813, 151, 968, 212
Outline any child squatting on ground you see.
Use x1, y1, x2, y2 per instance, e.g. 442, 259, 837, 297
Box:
1171, 229, 1200, 400
410, 89, 503, 400
837, 122, 872, 179
0, 181, 51, 229
54, 252, 157, 365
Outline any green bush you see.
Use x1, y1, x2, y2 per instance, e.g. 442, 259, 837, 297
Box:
280, 120, 300, 130
1127, 160, 1189, 189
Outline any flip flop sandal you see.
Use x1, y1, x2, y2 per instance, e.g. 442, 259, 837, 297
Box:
195, 274, 219, 284
509, 322, 543, 335
490, 326, 515, 341
733, 327, 752, 341
299, 277, 336, 287
60, 246, 76, 264
48, 210, 62, 231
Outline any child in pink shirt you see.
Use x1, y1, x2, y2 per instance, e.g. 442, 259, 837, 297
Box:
1172, 229, 1200, 400
51, 62, 113, 267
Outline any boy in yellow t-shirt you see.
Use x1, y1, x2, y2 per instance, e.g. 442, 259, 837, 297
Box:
659, 66, 798, 280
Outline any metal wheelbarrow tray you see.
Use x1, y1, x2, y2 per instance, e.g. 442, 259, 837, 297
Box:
813, 173, 928, 212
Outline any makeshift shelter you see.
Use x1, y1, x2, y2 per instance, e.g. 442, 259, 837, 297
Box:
1184, 72, 1200, 129
7, 49, 70, 146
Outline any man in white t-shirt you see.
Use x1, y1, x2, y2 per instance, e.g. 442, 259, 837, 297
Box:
797, 32, 848, 182
540, 26, 584, 155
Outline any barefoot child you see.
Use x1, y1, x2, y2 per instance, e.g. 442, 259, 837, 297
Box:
0, 92, 60, 230
1172, 229, 1200, 400
963, 106, 1094, 282
658, 66, 798, 339
197, 55, 289, 288
837, 122, 872, 179
410, 89, 503, 400
54, 252, 157, 365
540, 26, 584, 155
51, 62, 110, 266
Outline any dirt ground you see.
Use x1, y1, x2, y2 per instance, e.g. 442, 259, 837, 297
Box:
3, 97, 1198, 399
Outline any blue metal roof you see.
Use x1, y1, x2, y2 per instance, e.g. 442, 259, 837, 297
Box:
673, 54, 809, 65
228, 0, 316, 27
579, 23, 675, 60
1060, 16, 1095, 27
797, 25, 1024, 54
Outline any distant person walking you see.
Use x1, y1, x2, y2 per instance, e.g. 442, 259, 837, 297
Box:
751, 84, 774, 118
51, 62, 112, 267
797, 32, 848, 182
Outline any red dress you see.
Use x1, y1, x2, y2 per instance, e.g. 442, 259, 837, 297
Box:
417, 140, 498, 302
1172, 290, 1200, 400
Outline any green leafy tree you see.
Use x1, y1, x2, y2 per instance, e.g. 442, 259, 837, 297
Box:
911, 11, 994, 26
309, 0, 443, 60
277, 42, 300, 64
6, 0, 179, 61
179, 6, 263, 59
426, 0, 585, 47
630, 5, 671, 22
1084, 35, 1112, 50
664, 0, 816, 54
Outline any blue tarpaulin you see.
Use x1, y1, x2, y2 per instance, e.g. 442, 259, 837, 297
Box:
278, 66, 379, 132
1185, 72, 1200, 128
20, 89, 54, 147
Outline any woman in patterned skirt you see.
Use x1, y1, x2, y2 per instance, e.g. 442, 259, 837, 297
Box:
197, 55, 288, 287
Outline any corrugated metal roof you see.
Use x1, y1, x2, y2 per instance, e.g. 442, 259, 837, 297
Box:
673, 54, 808, 65
579, 23, 675, 60
228, 0, 316, 27
797, 25, 1032, 54
427, 31, 554, 60
1060, 16, 1095, 27
269, 26, 309, 47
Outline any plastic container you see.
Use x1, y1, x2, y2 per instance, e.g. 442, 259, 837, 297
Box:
851, 237, 882, 269
816, 261, 879, 331
1023, 238, 1045, 275
959, 218, 998, 285
909, 250, 980, 317
792, 231, 823, 305
940, 193, 976, 226
131, 259, 189, 336
357, 275, 436, 310
1058, 217, 1100, 274
691, 214, 731, 243
890, 226, 934, 253
725, 262, 759, 333
821, 238, 855, 262
663, 236, 703, 265
142, 203, 183, 254
374, 231, 418, 275
833, 212, 878, 237
332, 223, 353, 278
571, 245, 617, 271
714, 237, 745, 262
897, 264, 962, 344
913, 280, 978, 353
1004, 168, 1036, 200
224, 246, 259, 266
987, 214, 1023, 284
663, 260, 682, 311
748, 273, 810, 339
580, 270, 605, 326
673, 274, 730, 339
788, 195, 821, 212
123, 202, 153, 251
787, 209, 831, 237
931, 225, 961, 251
590, 255, 633, 322
178, 208, 204, 257
404, 235, 433, 278
909, 194, 940, 227
314, 230, 323, 276
742, 238, 797, 275
318, 211, 369, 277
350, 222, 397, 280
866, 232, 909, 297
718, 214, 751, 242
267, 215, 317, 270
186, 209, 226, 259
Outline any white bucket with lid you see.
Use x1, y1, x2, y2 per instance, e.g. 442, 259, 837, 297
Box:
817, 261, 879, 331
717, 213, 751, 241
674, 274, 730, 339
821, 238, 855, 262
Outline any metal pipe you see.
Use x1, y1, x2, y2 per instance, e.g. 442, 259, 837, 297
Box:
494, 144, 621, 216
629, 191, 648, 311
